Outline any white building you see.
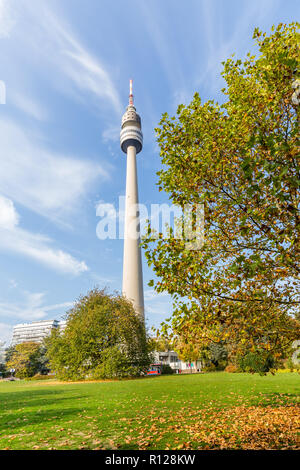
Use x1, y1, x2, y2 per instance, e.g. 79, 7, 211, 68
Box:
58, 320, 67, 333
153, 350, 202, 373
11, 320, 60, 346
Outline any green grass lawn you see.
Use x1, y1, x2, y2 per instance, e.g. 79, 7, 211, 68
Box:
0, 372, 299, 450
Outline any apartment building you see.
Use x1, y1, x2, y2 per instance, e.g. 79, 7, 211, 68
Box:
11, 320, 60, 346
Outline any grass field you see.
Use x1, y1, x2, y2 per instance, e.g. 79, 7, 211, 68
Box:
0, 372, 299, 450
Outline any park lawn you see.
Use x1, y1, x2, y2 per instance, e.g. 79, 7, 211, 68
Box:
0, 372, 299, 450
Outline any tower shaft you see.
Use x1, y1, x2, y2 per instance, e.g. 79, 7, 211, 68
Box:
122, 145, 144, 319
120, 80, 144, 320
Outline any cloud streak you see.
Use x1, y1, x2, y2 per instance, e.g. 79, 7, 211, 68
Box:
0, 292, 74, 345
196, 0, 281, 94
21, 0, 122, 115
11, 91, 47, 121
0, 0, 15, 38
0, 195, 88, 274
0, 322, 13, 346
0, 118, 107, 221
144, 289, 172, 322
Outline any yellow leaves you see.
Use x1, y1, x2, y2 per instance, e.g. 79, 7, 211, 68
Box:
184, 405, 300, 450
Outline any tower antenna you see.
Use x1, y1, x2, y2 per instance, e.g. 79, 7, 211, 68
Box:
129, 79, 134, 106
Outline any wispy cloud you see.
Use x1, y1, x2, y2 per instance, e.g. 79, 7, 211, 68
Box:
0, 118, 107, 221
196, 0, 281, 94
0, 291, 73, 344
0, 195, 88, 274
0, 0, 15, 38
11, 91, 47, 121
9, 279, 18, 289
0, 194, 19, 229
0, 322, 13, 346
102, 125, 120, 143
21, 0, 122, 115
0, 2, 119, 223
89, 272, 116, 286
137, 2, 185, 91
172, 89, 194, 109
144, 289, 172, 320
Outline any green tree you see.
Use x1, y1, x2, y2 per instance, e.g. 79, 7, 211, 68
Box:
46, 289, 152, 380
142, 23, 300, 368
6, 342, 41, 378
208, 343, 228, 369
0, 341, 6, 377
151, 336, 173, 352
36, 345, 50, 375
4, 345, 16, 364
0, 363, 6, 378
237, 352, 277, 375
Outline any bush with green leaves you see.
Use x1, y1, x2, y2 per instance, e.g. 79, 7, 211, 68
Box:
27, 374, 53, 381
237, 351, 276, 375
0, 362, 7, 378
161, 364, 174, 375
4, 345, 16, 364
207, 343, 228, 370
46, 289, 152, 381
6, 342, 41, 379
225, 364, 238, 373
202, 363, 217, 373
284, 357, 300, 372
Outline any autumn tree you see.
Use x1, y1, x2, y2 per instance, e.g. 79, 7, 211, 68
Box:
4, 345, 16, 364
46, 289, 152, 380
6, 342, 41, 378
142, 23, 300, 367
151, 336, 173, 352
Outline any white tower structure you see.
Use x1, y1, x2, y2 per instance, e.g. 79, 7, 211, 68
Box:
120, 80, 144, 320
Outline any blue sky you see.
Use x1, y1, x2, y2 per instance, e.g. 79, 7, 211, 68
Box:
0, 0, 298, 345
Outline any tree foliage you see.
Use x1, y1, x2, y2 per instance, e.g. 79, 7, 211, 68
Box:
6, 342, 41, 378
0, 363, 6, 377
4, 345, 16, 364
142, 23, 300, 366
35, 345, 50, 375
237, 351, 276, 375
151, 336, 173, 352
45, 289, 152, 380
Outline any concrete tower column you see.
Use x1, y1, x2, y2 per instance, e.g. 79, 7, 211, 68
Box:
120, 81, 144, 320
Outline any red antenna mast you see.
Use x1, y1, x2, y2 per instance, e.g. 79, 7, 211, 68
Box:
129, 79, 134, 106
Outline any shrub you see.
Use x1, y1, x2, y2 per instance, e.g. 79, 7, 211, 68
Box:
209, 343, 228, 369
161, 364, 174, 375
27, 374, 53, 381
215, 360, 227, 371
6, 342, 41, 378
237, 352, 276, 375
202, 363, 217, 372
285, 357, 295, 372
0, 363, 7, 378
276, 368, 297, 374
225, 364, 238, 373
46, 289, 152, 381
283, 358, 300, 372
92, 345, 146, 379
